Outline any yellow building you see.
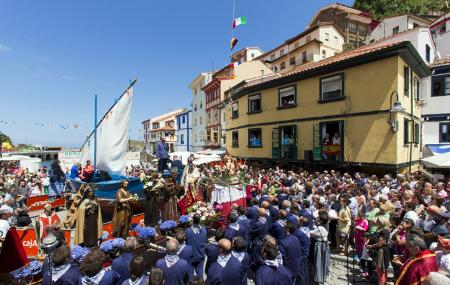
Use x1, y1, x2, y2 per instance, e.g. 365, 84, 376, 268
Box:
225, 41, 430, 173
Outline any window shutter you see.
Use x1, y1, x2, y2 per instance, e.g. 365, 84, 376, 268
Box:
419, 79, 428, 100
272, 128, 280, 159
312, 123, 322, 161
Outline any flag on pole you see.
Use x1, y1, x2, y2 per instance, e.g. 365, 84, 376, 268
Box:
233, 16, 247, 29
229, 62, 240, 68
230, 37, 238, 50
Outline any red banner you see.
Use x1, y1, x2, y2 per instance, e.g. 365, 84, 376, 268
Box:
27, 195, 66, 212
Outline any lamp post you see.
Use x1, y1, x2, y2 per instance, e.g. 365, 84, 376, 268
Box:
388, 91, 405, 132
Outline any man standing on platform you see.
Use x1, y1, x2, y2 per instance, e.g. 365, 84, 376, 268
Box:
185, 214, 207, 279
156, 136, 169, 173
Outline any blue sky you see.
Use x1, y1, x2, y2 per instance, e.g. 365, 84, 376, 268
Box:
0, 0, 353, 147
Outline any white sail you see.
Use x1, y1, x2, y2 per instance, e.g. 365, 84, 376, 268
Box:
79, 86, 133, 174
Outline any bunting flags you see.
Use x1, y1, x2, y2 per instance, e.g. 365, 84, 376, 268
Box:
230, 37, 238, 50
232, 16, 247, 29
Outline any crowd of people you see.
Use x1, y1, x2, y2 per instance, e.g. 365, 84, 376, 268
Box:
2, 154, 450, 285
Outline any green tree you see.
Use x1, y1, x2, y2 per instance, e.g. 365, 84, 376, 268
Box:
0, 133, 12, 145
353, 0, 446, 19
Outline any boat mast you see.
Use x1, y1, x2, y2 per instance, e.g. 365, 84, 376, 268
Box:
93, 94, 98, 181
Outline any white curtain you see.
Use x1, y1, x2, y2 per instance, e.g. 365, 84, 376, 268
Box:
80, 87, 133, 174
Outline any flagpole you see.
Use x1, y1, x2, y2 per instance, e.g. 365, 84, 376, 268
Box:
93, 94, 98, 181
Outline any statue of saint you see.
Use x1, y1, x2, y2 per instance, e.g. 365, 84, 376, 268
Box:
74, 187, 102, 247
112, 180, 137, 238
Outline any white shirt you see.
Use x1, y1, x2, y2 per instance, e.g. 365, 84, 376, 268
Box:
310, 225, 328, 241
0, 219, 10, 239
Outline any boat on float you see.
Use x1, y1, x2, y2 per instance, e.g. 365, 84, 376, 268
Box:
67, 79, 144, 217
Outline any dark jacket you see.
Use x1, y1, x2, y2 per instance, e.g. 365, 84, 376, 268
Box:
185, 226, 207, 263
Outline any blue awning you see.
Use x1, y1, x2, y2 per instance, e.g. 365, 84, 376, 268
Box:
426, 144, 450, 155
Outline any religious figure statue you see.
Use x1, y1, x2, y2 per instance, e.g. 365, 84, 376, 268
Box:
74, 187, 102, 247
37, 204, 61, 242
112, 180, 138, 238
179, 157, 200, 214
161, 170, 179, 221
144, 172, 163, 226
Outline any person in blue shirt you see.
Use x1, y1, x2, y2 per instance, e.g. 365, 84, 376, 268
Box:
269, 210, 287, 243
232, 236, 251, 285
156, 137, 169, 173
206, 239, 243, 285
70, 163, 81, 180
185, 214, 207, 279
122, 256, 149, 285
156, 238, 190, 285
255, 242, 293, 285
205, 230, 224, 275
224, 213, 248, 242
170, 155, 183, 184
175, 230, 194, 280
112, 237, 136, 284
79, 249, 120, 285
279, 222, 303, 284
42, 245, 81, 285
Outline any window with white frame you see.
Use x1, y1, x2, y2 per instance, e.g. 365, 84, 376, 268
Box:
432, 67, 450, 97
232, 102, 239, 119
325, 33, 329, 41
248, 94, 261, 113
413, 77, 420, 101
279, 86, 296, 107
320, 74, 344, 101
248, 128, 262, 147
440, 123, 450, 143
232, 131, 239, 147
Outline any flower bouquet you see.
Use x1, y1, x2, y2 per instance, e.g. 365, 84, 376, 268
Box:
71, 245, 91, 263
11, 260, 42, 284
135, 225, 156, 244
187, 201, 217, 226
100, 237, 125, 257
160, 220, 177, 236
179, 215, 190, 228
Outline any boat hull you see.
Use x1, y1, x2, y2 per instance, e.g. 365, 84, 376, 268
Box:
68, 173, 145, 220
69, 174, 144, 199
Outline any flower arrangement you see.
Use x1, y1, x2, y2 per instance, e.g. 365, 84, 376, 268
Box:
99, 237, 125, 253
136, 226, 156, 239
179, 215, 190, 224
11, 260, 42, 281
100, 240, 114, 253
160, 220, 177, 231
111, 238, 125, 248
71, 245, 91, 263
141, 175, 155, 190
187, 201, 217, 225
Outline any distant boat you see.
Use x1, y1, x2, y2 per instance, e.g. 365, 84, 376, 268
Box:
68, 80, 144, 218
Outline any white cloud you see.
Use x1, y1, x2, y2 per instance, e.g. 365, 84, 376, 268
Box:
0, 43, 11, 52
